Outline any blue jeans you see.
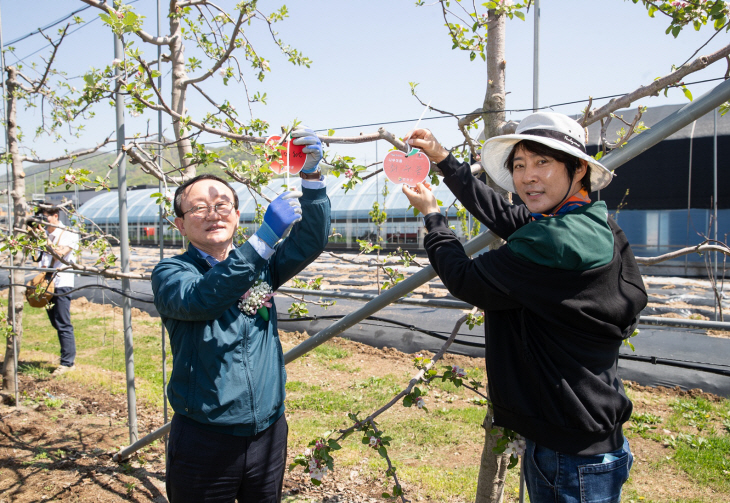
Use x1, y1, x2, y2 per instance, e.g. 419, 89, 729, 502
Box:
46, 287, 75, 366
524, 437, 633, 503
166, 413, 288, 503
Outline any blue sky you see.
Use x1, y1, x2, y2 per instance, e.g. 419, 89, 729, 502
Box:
2, 0, 728, 166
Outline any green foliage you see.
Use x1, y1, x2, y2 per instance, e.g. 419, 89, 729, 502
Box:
466, 311, 484, 330
630, 0, 730, 37
328, 155, 367, 192
455, 202, 481, 238
357, 239, 382, 254
416, 0, 526, 62
720, 101, 730, 117
291, 276, 323, 290
99, 2, 144, 35
287, 301, 309, 318
18, 362, 51, 380
44, 396, 65, 409
381, 267, 404, 291
312, 342, 351, 360
623, 328, 640, 352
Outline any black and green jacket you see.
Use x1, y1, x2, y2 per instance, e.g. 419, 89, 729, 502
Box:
424, 154, 647, 455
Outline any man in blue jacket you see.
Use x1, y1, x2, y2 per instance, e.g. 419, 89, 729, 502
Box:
152, 126, 330, 502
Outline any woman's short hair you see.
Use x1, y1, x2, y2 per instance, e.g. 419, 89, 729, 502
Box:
505, 139, 592, 192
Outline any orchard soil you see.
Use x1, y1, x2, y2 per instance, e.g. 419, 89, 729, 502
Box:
1, 299, 727, 502
1, 248, 728, 502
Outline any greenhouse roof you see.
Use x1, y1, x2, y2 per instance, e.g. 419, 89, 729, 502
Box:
77, 174, 465, 224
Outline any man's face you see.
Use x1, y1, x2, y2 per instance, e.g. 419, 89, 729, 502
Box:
511, 146, 586, 214
174, 179, 240, 252
43, 211, 59, 231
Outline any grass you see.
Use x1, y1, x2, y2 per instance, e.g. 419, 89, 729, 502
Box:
11, 296, 730, 502
16, 299, 172, 408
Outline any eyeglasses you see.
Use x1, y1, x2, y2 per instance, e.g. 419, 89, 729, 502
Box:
183, 201, 235, 218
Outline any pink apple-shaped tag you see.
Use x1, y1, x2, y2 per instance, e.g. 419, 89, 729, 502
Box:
382, 150, 430, 186
265, 135, 306, 174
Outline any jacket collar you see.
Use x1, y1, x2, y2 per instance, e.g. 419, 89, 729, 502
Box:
186, 243, 213, 270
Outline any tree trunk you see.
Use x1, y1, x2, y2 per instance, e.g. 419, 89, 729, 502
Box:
2, 66, 27, 394
475, 10, 511, 503
168, 1, 194, 176
481, 8, 511, 206
475, 410, 510, 503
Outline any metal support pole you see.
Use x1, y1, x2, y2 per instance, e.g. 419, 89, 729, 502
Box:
601, 79, 730, 169
685, 121, 696, 276
157, 0, 169, 458
713, 108, 718, 320
532, 0, 540, 113
115, 34, 138, 444
284, 230, 501, 363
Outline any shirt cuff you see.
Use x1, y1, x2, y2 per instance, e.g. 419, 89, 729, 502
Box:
301, 176, 326, 190
248, 234, 275, 260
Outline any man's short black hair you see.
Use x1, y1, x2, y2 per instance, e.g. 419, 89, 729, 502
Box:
42, 206, 62, 217
173, 174, 240, 218
505, 140, 592, 192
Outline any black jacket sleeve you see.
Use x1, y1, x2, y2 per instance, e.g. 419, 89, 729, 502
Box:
424, 212, 521, 311
437, 154, 530, 240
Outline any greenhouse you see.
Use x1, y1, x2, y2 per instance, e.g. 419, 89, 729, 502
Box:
76, 174, 470, 249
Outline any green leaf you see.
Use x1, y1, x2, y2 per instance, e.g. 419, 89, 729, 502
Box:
682, 87, 693, 101
378, 446, 388, 458
382, 493, 391, 498
514, 11, 525, 21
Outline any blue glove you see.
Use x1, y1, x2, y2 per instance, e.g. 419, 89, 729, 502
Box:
255, 190, 303, 248
291, 125, 323, 174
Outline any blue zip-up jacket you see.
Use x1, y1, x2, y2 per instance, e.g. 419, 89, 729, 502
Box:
152, 186, 330, 436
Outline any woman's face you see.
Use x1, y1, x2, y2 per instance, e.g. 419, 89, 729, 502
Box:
511, 146, 586, 214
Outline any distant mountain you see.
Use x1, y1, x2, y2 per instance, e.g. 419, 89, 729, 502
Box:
13, 142, 256, 198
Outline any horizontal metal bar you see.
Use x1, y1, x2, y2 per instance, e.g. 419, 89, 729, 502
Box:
620, 354, 730, 377
638, 316, 730, 331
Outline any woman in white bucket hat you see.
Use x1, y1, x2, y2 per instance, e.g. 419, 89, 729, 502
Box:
403, 112, 647, 502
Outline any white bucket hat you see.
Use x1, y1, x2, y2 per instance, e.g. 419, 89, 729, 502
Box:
480, 112, 613, 193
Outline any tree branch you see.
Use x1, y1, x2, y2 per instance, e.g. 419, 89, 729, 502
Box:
584, 43, 730, 126
183, 7, 255, 86
79, 0, 171, 45
634, 243, 730, 265
22, 133, 115, 164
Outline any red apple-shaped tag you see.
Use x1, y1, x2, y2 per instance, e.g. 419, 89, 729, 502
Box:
265, 135, 306, 174
382, 150, 430, 186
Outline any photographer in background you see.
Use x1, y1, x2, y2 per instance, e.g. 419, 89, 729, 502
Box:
40, 206, 79, 375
